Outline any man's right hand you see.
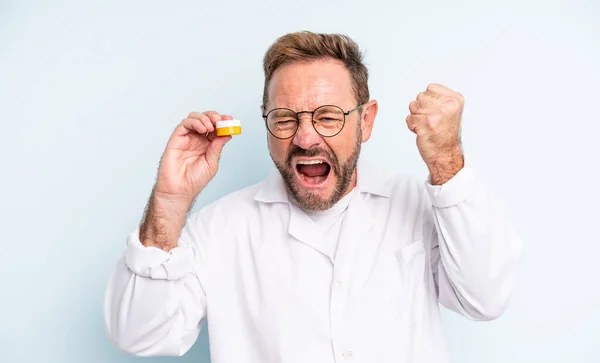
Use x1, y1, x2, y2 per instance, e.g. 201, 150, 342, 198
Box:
140, 111, 233, 251
155, 111, 233, 201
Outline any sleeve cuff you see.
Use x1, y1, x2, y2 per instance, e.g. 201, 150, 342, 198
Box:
124, 227, 196, 281
425, 163, 477, 208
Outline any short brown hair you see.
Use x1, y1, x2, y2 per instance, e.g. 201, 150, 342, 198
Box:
262, 31, 369, 107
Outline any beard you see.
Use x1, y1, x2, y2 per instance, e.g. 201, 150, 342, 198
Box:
271, 128, 362, 212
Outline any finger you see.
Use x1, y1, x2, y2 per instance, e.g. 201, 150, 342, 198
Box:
197, 113, 215, 133
426, 83, 453, 96
406, 114, 426, 133
206, 134, 232, 165
203, 111, 223, 125
426, 83, 464, 101
187, 111, 222, 133
206, 130, 218, 142
179, 117, 208, 136
181, 112, 211, 135
416, 91, 444, 102
220, 114, 234, 121
187, 111, 223, 125
409, 100, 437, 115
417, 92, 456, 111
187, 111, 206, 119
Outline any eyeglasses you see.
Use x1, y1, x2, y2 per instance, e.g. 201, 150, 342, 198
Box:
262, 104, 363, 139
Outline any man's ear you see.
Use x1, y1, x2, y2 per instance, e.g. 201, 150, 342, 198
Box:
360, 99, 378, 143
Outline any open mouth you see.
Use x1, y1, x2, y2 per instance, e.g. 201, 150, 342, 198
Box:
294, 159, 332, 188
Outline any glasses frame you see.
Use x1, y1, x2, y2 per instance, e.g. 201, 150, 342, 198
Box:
262, 104, 364, 139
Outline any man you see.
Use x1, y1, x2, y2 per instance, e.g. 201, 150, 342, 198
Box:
104, 31, 522, 363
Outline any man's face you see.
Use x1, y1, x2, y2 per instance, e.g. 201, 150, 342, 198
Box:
264, 59, 376, 211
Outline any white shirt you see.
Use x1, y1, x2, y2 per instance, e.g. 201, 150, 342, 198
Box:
303, 188, 354, 262
104, 162, 522, 363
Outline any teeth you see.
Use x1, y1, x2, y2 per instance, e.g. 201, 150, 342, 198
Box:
297, 160, 324, 165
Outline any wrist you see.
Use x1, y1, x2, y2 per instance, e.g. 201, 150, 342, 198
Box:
427, 147, 464, 185
140, 192, 193, 251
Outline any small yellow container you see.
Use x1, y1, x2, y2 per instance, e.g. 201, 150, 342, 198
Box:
215, 120, 242, 136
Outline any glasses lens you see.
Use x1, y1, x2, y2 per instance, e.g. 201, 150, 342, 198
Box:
314, 106, 345, 137
267, 109, 298, 138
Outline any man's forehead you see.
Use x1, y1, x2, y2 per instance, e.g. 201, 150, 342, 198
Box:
271, 85, 342, 109
267, 60, 354, 109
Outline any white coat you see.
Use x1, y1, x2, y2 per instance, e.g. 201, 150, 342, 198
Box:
104, 162, 522, 363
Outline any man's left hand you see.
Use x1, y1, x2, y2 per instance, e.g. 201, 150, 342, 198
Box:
406, 83, 465, 185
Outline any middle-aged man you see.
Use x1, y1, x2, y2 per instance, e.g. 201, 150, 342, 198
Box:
104, 31, 522, 363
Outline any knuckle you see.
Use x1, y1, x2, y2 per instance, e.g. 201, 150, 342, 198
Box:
447, 97, 461, 108
198, 113, 211, 122
203, 111, 219, 120
182, 118, 194, 127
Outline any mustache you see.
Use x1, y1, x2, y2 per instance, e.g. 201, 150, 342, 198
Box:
286, 146, 338, 167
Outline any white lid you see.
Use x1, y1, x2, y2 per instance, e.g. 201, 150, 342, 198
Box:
216, 120, 241, 128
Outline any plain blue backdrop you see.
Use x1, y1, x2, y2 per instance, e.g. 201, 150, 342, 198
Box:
2, 0, 599, 362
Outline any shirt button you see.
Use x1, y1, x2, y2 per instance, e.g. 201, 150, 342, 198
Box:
343, 350, 355, 360
334, 280, 343, 287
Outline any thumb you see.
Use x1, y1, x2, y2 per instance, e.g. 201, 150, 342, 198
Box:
206, 135, 232, 166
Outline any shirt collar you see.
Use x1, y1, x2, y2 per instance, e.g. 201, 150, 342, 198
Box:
254, 160, 392, 204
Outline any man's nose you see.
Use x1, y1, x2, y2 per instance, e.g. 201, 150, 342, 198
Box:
293, 115, 322, 150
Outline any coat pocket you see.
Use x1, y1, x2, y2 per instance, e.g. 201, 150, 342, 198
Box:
386, 239, 427, 327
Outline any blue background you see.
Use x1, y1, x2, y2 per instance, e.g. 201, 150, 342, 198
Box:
2, 0, 599, 362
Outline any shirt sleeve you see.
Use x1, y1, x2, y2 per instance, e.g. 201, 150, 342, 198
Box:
103, 212, 208, 356
425, 163, 523, 321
